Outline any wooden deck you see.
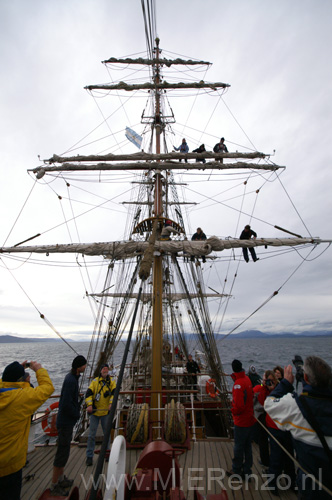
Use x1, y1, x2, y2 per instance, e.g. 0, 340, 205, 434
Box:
21, 440, 297, 500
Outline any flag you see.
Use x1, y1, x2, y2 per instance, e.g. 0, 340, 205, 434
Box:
125, 127, 143, 149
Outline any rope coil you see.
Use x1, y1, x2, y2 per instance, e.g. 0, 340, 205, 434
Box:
126, 403, 149, 444
164, 399, 186, 443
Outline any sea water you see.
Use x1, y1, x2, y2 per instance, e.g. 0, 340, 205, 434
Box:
1, 336, 331, 444
1, 336, 331, 394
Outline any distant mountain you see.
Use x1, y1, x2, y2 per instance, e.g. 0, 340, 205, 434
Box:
1, 330, 331, 344
223, 330, 332, 338
234, 330, 268, 338
184, 329, 332, 339
0, 335, 65, 343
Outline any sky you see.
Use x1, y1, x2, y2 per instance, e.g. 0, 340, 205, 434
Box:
0, 0, 331, 342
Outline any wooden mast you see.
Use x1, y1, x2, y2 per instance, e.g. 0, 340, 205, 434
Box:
151, 37, 163, 423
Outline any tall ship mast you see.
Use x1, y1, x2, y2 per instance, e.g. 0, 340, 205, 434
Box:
1, 3, 331, 499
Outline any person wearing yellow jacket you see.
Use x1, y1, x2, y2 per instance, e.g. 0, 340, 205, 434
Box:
0, 360, 54, 500
85, 363, 116, 466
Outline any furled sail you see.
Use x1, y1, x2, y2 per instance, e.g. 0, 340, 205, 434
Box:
0, 236, 325, 259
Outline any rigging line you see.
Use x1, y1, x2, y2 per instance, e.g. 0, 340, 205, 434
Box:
218, 246, 314, 342
63, 180, 100, 320
255, 417, 332, 497
0, 252, 111, 269
39, 185, 134, 237
44, 171, 140, 213
61, 96, 134, 156
0, 253, 33, 271
0, 257, 80, 355
151, 0, 157, 40
275, 171, 313, 238
180, 66, 211, 136
278, 244, 317, 287
186, 185, 276, 228
77, 257, 99, 321
91, 95, 123, 153
58, 184, 75, 244
213, 183, 248, 332
2, 179, 37, 248
146, 0, 156, 50
191, 186, 274, 214
300, 242, 331, 261
235, 175, 249, 238
199, 92, 224, 179
221, 96, 257, 150
41, 316, 81, 356
219, 291, 278, 342
104, 69, 144, 129
249, 189, 259, 224
174, 122, 258, 153
141, 1, 152, 58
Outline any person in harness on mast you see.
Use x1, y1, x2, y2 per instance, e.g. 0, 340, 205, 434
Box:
85, 363, 116, 466
191, 227, 207, 263
173, 138, 189, 163
240, 224, 259, 263
213, 137, 228, 163
192, 144, 206, 163
160, 219, 181, 241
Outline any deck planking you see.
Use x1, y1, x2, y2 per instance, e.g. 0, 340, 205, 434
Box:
21, 440, 297, 500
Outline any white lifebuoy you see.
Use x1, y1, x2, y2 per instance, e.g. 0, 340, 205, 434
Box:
42, 402, 59, 437
104, 435, 126, 500
205, 378, 220, 398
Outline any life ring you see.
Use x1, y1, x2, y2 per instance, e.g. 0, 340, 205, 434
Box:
205, 379, 220, 399
42, 402, 59, 437
104, 435, 126, 500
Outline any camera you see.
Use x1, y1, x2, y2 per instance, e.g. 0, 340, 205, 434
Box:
292, 355, 304, 385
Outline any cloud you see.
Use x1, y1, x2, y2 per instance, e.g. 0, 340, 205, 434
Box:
0, 0, 331, 341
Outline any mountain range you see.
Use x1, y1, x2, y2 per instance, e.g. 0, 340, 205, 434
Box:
0, 330, 331, 343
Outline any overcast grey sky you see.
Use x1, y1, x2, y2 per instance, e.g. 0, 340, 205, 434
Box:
0, 0, 331, 340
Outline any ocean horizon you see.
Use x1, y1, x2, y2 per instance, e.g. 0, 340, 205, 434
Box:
1, 337, 331, 394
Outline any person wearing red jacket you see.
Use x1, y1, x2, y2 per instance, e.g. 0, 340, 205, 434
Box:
255, 370, 296, 496
253, 370, 280, 468
227, 359, 255, 479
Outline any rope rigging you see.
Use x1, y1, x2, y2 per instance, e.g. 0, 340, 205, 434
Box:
0, 21, 329, 456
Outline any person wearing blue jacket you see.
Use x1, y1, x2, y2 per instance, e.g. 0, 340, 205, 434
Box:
264, 356, 332, 499
173, 138, 189, 162
50, 355, 87, 496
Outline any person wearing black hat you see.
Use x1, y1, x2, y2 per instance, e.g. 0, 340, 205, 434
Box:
240, 225, 259, 263
50, 355, 87, 496
85, 363, 116, 466
226, 359, 255, 480
0, 360, 54, 500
